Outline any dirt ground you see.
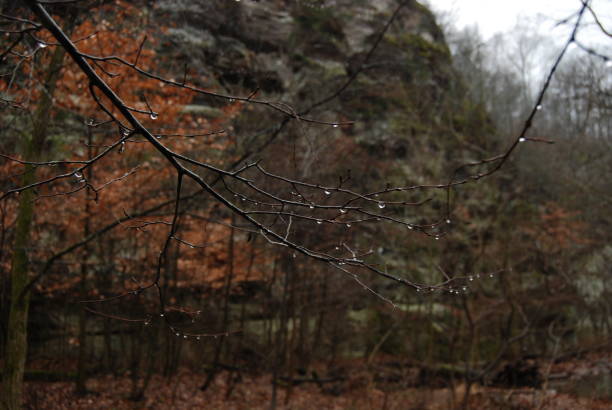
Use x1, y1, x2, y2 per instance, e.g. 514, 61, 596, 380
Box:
21, 351, 612, 409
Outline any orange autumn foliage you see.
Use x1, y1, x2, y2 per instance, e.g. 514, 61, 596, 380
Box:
522, 202, 587, 254
2, 1, 265, 298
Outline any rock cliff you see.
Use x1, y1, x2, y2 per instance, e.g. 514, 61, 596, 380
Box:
154, 0, 496, 282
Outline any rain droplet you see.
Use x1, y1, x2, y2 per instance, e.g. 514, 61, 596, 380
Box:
324, 190, 331, 195
469, 276, 474, 281
335, 246, 340, 250
196, 336, 201, 340
189, 245, 195, 249
346, 223, 351, 228
416, 288, 421, 292
229, 98, 235, 103
86, 118, 94, 126
489, 273, 494, 278
292, 252, 297, 258
160, 313, 165, 317
150, 112, 158, 120
309, 204, 315, 209
144, 320, 150, 326
122, 128, 130, 137
407, 225, 413, 230
74, 172, 83, 179
605, 60, 612, 68
332, 124, 339, 128
37, 42, 47, 49
119, 141, 125, 153
536, 104, 542, 111
446, 219, 451, 224
462, 286, 468, 292
316, 220, 323, 225
378, 202, 386, 209
175, 332, 180, 337
339, 209, 347, 214
519, 137, 526, 142
435, 236, 440, 240
183, 335, 188, 339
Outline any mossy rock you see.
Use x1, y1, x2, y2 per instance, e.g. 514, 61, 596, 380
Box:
386, 32, 450, 63
293, 4, 345, 40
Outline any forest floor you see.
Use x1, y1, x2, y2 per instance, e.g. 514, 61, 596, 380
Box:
21, 350, 611, 409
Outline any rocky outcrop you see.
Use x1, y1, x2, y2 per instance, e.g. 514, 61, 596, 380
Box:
156, 1, 489, 162
154, 0, 494, 279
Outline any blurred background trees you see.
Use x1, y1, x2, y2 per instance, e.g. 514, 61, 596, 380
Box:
1, 0, 610, 408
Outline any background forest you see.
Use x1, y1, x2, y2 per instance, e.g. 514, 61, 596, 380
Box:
0, 0, 610, 409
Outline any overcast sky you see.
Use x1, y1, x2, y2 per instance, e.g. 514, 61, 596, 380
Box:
426, 0, 612, 47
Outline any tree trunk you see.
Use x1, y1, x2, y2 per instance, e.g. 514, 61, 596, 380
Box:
76, 129, 94, 395
2, 43, 66, 409
201, 216, 235, 391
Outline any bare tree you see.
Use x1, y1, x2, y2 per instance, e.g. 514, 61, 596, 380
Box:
0, 0, 602, 407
